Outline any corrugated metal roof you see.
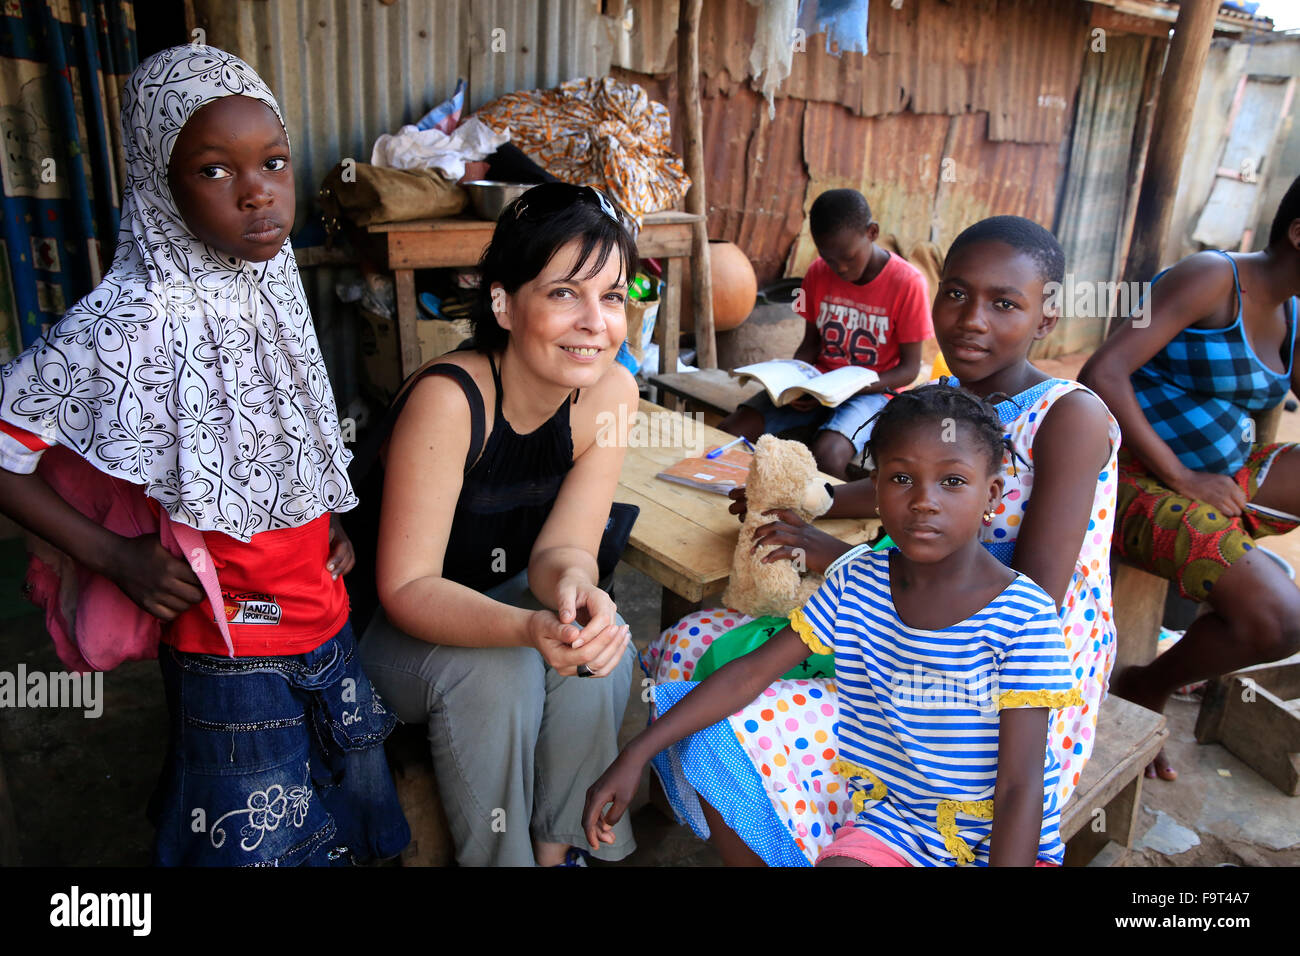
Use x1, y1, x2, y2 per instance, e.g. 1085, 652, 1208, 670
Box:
1089, 0, 1277, 32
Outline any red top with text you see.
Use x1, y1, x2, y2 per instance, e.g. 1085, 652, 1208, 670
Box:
797, 254, 933, 374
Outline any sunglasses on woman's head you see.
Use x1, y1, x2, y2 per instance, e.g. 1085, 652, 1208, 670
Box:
511, 182, 622, 225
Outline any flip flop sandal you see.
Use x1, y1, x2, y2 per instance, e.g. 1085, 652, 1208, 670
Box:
552, 847, 590, 867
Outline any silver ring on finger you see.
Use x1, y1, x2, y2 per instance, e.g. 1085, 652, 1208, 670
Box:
577, 663, 595, 678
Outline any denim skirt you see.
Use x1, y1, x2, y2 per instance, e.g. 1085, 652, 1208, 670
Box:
150, 621, 411, 866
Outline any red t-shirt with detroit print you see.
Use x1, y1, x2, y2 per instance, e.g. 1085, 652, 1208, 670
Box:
797, 253, 933, 374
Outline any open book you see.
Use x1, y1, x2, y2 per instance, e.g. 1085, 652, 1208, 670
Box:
733, 359, 879, 407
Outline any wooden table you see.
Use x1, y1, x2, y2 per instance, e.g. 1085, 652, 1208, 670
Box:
615, 400, 878, 630
364, 210, 703, 379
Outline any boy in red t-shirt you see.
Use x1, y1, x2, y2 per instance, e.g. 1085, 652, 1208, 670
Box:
720, 188, 932, 478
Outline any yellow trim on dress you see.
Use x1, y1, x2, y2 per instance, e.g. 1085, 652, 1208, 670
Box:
832, 758, 887, 813
936, 799, 995, 865
995, 687, 1084, 711
788, 607, 834, 656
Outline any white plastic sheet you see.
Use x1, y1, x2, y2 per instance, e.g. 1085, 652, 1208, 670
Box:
369, 117, 509, 181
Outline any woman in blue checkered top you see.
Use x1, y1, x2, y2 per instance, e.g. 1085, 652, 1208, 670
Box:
1080, 175, 1300, 782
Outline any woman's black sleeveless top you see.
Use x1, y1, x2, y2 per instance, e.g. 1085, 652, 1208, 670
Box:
408, 352, 574, 592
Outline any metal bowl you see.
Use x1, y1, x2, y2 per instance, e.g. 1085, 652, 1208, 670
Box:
461, 180, 534, 221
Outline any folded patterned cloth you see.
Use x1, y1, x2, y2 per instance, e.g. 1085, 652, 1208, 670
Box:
473, 76, 691, 227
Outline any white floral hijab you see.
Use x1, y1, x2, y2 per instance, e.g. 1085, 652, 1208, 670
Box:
0, 44, 356, 541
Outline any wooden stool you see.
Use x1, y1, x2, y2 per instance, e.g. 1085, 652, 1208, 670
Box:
1060, 695, 1168, 865
1110, 555, 1168, 672
1195, 653, 1300, 796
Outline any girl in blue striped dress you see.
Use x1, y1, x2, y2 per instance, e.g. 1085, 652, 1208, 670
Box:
584, 384, 1081, 866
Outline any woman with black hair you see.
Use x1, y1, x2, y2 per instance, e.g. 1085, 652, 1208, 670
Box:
359, 183, 642, 866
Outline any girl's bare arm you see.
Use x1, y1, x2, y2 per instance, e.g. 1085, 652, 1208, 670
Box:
375, 369, 629, 674
375, 373, 537, 648
1080, 254, 1247, 515
0, 467, 203, 618
582, 627, 811, 847
988, 706, 1050, 866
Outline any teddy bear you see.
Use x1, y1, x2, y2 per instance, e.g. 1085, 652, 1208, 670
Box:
721, 434, 834, 619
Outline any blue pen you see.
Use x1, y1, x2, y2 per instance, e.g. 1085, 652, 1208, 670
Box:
706, 436, 754, 459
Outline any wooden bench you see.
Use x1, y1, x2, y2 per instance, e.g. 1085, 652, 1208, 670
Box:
649, 369, 760, 419
1060, 694, 1168, 865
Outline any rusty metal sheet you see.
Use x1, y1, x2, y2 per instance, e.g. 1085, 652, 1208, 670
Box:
790, 103, 950, 275
688, 0, 1089, 143
789, 104, 1063, 276
610, 0, 680, 74
978, 0, 1090, 143
701, 88, 808, 285
932, 111, 1066, 249
608, 70, 807, 287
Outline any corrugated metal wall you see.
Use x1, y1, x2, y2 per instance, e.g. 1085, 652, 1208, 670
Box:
1054, 33, 1155, 355
611, 0, 1191, 355
195, 0, 611, 232
621, 0, 1088, 143
614, 0, 1088, 308
193, 0, 615, 409
192, 0, 1157, 391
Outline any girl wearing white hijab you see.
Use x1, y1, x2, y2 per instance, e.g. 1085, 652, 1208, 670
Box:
0, 45, 408, 865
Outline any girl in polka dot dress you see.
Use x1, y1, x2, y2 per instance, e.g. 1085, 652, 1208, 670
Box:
638, 217, 1119, 864
588, 383, 1081, 866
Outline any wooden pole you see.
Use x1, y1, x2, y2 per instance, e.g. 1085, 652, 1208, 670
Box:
678, 0, 716, 370
1122, 0, 1220, 288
